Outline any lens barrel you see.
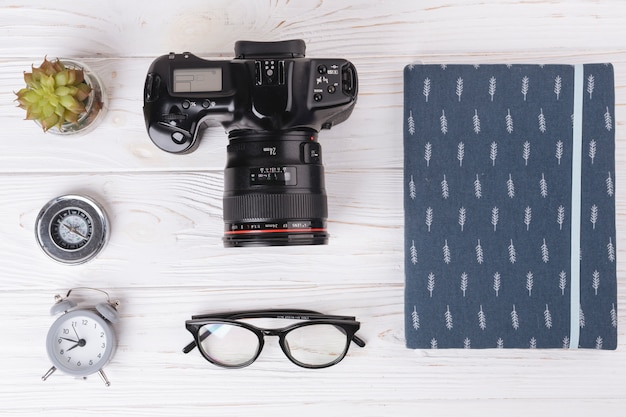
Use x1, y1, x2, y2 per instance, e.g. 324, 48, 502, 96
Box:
223, 130, 328, 247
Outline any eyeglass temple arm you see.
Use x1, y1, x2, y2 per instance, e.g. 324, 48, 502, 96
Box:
351, 334, 366, 347
182, 310, 367, 353
190, 309, 354, 321
183, 340, 199, 354
183, 332, 365, 354
184, 309, 328, 354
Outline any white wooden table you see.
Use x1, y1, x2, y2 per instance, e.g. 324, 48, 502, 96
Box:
0, 1, 625, 416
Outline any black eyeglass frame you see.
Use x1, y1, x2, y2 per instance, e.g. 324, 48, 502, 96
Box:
183, 309, 366, 369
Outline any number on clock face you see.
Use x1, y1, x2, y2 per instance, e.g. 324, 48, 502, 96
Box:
53, 315, 108, 371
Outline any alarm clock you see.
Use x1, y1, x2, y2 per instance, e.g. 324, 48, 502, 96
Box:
35, 195, 109, 265
42, 288, 120, 386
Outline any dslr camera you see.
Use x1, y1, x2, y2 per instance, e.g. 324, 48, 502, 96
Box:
143, 39, 358, 247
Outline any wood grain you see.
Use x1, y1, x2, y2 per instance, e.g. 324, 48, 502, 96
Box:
0, 1, 625, 416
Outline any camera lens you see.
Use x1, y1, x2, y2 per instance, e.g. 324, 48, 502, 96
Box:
222, 130, 328, 247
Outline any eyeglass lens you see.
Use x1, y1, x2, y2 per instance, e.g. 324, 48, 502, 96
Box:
284, 324, 349, 366
199, 323, 260, 366
198, 322, 350, 367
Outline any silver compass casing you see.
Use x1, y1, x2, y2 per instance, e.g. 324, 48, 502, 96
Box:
35, 195, 109, 265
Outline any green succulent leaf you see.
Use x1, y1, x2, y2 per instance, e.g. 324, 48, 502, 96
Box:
55, 86, 71, 97
15, 57, 93, 132
54, 70, 69, 87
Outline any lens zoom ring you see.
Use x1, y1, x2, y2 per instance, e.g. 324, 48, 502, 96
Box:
224, 193, 327, 221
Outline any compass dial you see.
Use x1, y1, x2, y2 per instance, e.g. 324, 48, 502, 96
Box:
51, 209, 93, 250
36, 195, 109, 264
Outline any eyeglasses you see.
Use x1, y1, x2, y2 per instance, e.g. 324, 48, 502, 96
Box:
183, 309, 366, 369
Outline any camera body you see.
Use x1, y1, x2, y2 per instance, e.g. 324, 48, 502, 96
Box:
143, 39, 358, 246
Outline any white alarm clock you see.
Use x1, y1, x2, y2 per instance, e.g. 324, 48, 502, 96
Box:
42, 288, 120, 386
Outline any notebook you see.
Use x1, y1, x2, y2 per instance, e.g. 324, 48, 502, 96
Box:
403, 63, 617, 349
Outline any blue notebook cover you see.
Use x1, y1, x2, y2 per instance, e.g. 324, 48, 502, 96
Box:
403, 63, 617, 349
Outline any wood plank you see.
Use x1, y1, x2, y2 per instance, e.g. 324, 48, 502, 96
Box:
0, 170, 403, 289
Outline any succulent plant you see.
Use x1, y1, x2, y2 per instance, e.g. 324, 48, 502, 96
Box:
15, 58, 93, 132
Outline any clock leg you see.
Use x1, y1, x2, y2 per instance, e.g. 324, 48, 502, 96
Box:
41, 366, 56, 381
98, 369, 111, 387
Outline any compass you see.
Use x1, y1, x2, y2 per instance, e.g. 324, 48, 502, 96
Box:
35, 195, 109, 265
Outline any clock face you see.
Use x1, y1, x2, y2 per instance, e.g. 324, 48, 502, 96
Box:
35, 195, 108, 264
46, 310, 116, 377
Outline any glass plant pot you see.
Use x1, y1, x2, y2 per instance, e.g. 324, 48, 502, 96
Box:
36, 59, 108, 135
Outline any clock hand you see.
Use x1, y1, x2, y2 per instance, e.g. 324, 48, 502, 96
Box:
66, 339, 86, 351
72, 323, 80, 340
59, 337, 78, 343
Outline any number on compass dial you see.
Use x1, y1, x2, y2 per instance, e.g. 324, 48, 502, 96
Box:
50, 208, 93, 250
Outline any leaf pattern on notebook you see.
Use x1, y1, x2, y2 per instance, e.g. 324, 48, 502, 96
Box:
404, 64, 617, 349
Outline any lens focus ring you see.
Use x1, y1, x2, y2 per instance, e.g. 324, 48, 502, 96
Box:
223, 193, 327, 221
